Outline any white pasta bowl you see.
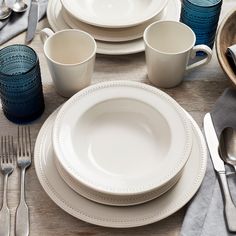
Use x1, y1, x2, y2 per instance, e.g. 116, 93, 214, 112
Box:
53, 81, 192, 198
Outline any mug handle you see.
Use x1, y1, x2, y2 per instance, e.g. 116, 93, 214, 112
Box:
186, 45, 213, 71
40, 28, 54, 44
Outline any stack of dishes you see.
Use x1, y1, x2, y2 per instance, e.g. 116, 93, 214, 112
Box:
34, 81, 207, 228
46, 0, 181, 55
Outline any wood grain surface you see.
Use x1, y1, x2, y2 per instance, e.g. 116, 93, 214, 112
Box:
0, 0, 235, 235
216, 7, 236, 86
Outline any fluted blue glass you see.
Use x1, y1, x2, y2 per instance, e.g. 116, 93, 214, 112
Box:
0, 45, 45, 124
180, 0, 222, 49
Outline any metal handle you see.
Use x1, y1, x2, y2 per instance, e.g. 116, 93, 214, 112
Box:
0, 174, 10, 236
0, 206, 10, 236
219, 172, 236, 232
15, 168, 29, 236
15, 202, 29, 236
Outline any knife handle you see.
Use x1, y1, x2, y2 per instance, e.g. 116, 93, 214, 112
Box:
40, 28, 54, 44
218, 172, 236, 232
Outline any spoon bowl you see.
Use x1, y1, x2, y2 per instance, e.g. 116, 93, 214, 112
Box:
0, 5, 12, 20
219, 127, 236, 171
12, 1, 28, 13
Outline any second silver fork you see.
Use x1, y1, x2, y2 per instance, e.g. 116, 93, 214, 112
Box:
15, 126, 31, 236
0, 136, 15, 236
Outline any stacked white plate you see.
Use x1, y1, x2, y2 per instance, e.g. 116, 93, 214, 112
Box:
46, 0, 181, 55
53, 81, 192, 206
34, 81, 207, 228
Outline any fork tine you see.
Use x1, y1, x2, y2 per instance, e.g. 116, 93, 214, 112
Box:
7, 136, 10, 163
4, 136, 7, 163
22, 126, 30, 157
22, 126, 25, 156
0, 136, 3, 165
8, 136, 11, 163
17, 126, 20, 158
6, 136, 9, 163
18, 126, 24, 157
22, 127, 26, 156
11, 136, 14, 163
25, 126, 29, 156
27, 126, 31, 157
20, 126, 22, 156
8, 136, 14, 163
23, 126, 28, 156
2, 136, 5, 164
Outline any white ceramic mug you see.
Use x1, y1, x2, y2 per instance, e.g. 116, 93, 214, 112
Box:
144, 21, 212, 88
40, 28, 97, 97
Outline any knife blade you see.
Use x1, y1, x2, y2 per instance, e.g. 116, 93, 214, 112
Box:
26, 0, 39, 43
204, 112, 236, 232
203, 113, 225, 172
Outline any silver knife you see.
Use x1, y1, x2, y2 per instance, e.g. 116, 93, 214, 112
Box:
204, 113, 236, 232
25, 0, 39, 43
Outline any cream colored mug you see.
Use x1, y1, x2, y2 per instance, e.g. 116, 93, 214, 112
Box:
40, 28, 97, 97
144, 21, 212, 88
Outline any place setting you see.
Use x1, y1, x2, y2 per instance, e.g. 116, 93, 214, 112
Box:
0, 0, 210, 230
31, 79, 207, 228
1, 0, 236, 235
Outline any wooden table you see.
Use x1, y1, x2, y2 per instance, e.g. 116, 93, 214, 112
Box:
0, 1, 235, 235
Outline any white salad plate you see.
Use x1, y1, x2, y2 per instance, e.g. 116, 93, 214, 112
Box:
61, 0, 168, 28
62, 8, 165, 42
47, 0, 181, 55
53, 81, 192, 196
55, 156, 183, 206
34, 106, 207, 228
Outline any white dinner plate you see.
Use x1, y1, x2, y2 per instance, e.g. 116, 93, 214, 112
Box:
61, 0, 168, 28
53, 81, 192, 196
34, 106, 207, 228
47, 0, 181, 55
55, 156, 183, 206
62, 8, 165, 42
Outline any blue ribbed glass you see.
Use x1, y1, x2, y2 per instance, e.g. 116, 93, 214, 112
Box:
180, 0, 222, 50
0, 45, 45, 124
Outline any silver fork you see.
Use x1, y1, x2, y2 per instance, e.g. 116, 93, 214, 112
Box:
0, 136, 15, 236
15, 126, 31, 236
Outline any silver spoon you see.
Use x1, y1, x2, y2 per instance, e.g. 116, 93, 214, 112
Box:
0, 0, 12, 20
219, 127, 236, 172
12, 0, 28, 13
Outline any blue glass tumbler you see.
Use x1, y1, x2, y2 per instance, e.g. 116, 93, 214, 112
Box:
0, 44, 45, 124
180, 0, 222, 50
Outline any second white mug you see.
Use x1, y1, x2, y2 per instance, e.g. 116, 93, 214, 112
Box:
144, 21, 212, 88
40, 28, 97, 97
